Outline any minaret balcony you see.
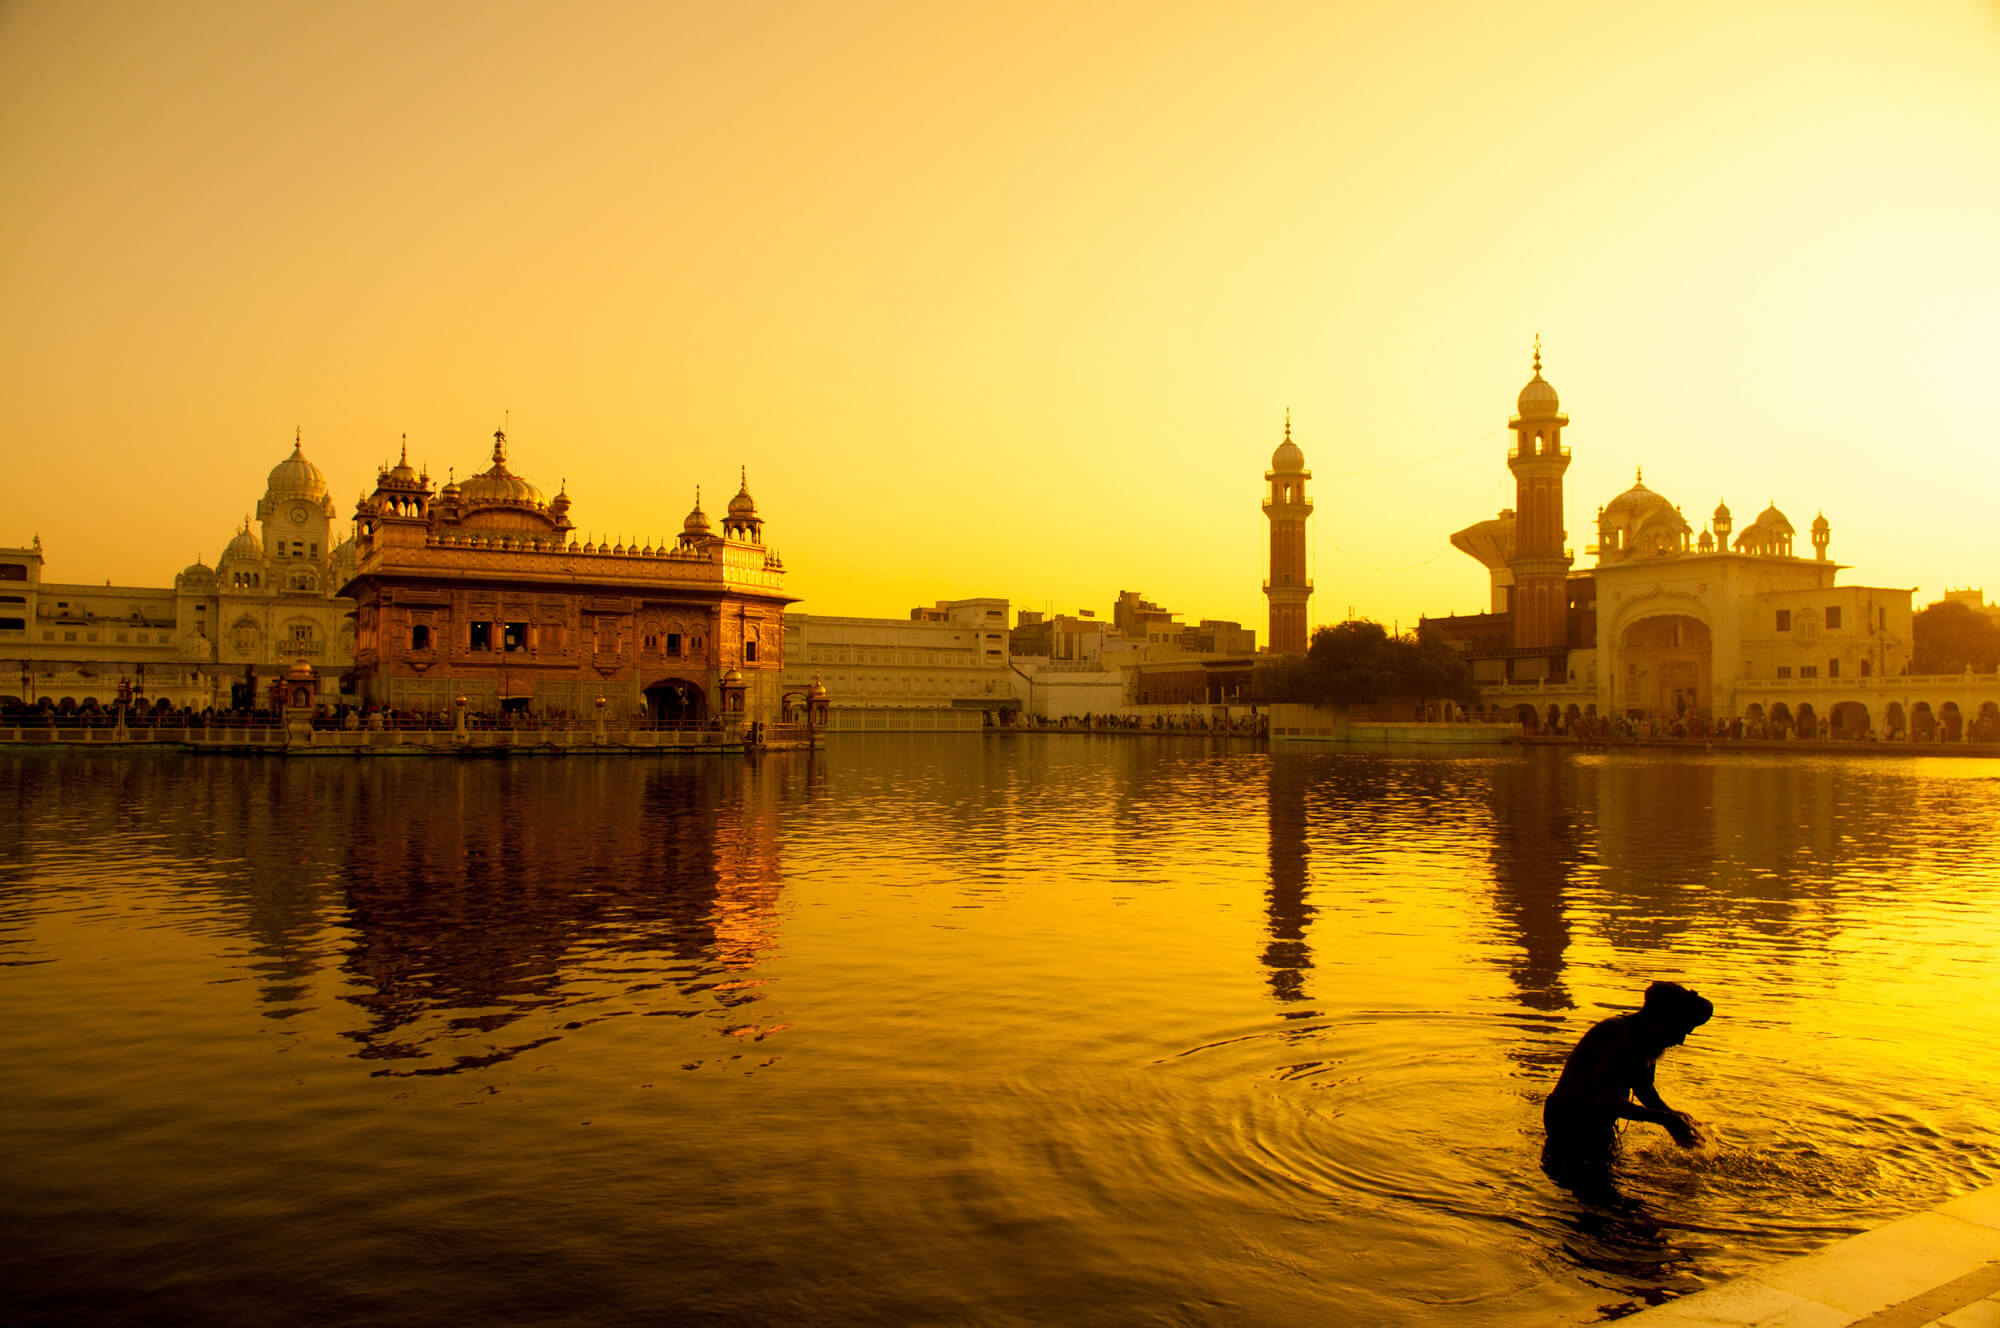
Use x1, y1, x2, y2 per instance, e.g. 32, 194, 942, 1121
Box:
1262, 579, 1315, 593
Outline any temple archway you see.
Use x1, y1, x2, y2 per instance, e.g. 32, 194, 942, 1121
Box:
1830, 701, 1870, 739
1770, 701, 1794, 737
1977, 701, 2000, 743
1884, 701, 1906, 738
1795, 701, 1819, 739
1515, 703, 1539, 732
1941, 701, 1964, 742
1618, 613, 1712, 716
1911, 701, 1936, 739
643, 677, 708, 728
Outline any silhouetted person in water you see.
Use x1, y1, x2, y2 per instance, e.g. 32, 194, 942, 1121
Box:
1544, 981, 1713, 1161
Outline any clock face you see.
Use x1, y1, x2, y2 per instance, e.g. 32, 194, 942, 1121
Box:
289, 505, 308, 525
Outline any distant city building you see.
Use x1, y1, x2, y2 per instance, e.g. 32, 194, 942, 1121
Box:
342, 432, 792, 724
1942, 588, 2000, 625
781, 598, 1016, 730
1262, 412, 1312, 654
2, 434, 356, 711
1422, 344, 1998, 738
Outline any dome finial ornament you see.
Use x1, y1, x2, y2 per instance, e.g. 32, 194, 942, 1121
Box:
492, 428, 507, 466
1532, 334, 1541, 376
1636, 466, 1643, 484
1284, 407, 1291, 441
294, 426, 302, 452
399, 433, 408, 466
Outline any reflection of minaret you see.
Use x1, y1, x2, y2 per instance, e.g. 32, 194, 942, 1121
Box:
1507, 338, 1572, 650
1485, 753, 1582, 1012
1263, 754, 1315, 1003
1263, 411, 1313, 655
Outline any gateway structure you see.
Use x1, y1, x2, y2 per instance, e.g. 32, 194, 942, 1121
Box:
1425, 344, 1999, 739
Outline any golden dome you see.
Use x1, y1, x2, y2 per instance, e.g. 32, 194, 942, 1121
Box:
177, 559, 215, 585
683, 490, 711, 534
1810, 511, 1830, 535
457, 430, 545, 508
728, 468, 757, 517
266, 432, 328, 502
1713, 499, 1732, 523
721, 668, 745, 685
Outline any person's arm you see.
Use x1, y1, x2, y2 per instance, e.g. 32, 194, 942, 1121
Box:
1621, 1060, 1699, 1144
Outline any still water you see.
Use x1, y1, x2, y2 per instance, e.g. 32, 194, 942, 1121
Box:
3, 739, 1998, 1325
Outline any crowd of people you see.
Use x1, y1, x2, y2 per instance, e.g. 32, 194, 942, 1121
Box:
1004, 711, 1269, 735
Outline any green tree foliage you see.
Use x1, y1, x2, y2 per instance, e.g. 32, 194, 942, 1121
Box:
1255, 620, 1477, 706
1912, 600, 2000, 674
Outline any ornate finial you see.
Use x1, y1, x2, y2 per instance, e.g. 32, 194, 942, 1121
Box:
294, 426, 302, 451
1532, 334, 1542, 375
1636, 466, 1644, 484
492, 428, 507, 465
1284, 407, 1291, 441
399, 433, 408, 465
740, 464, 747, 488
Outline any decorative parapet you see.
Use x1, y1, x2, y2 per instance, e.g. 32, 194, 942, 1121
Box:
354, 534, 790, 595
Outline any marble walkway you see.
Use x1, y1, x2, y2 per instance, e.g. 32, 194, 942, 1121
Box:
1620, 1183, 2000, 1327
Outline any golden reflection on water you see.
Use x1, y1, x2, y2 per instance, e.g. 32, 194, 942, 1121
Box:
2, 743, 1998, 1326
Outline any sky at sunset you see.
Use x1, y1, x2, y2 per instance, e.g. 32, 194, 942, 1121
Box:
3, 0, 1996, 637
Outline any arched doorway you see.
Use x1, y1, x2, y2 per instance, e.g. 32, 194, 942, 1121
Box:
1515, 703, 1539, 732
644, 677, 708, 728
1795, 701, 1819, 740
1911, 701, 1936, 740
1830, 701, 1869, 739
1977, 701, 2000, 743
1619, 614, 1712, 717
1941, 701, 1964, 742
1770, 702, 1794, 738
1884, 701, 1906, 739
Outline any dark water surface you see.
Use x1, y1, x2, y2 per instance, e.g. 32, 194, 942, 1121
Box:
3, 739, 1998, 1325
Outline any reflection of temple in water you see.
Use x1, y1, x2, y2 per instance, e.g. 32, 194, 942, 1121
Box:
1264, 754, 1316, 1004
335, 759, 792, 1071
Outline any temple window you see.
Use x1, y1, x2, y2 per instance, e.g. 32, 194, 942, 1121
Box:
666, 632, 681, 656
504, 622, 527, 652
1825, 606, 1842, 629
1829, 659, 1840, 678
745, 627, 759, 663
1775, 609, 1791, 632
469, 622, 493, 652
411, 624, 431, 651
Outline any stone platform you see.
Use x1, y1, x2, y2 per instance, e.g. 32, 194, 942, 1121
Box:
1624, 1183, 2000, 1327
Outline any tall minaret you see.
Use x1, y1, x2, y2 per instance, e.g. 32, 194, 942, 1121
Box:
1263, 410, 1313, 654
1506, 338, 1573, 649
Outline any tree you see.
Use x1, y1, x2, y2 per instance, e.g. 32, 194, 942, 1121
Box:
1259, 619, 1476, 708
1912, 600, 2000, 674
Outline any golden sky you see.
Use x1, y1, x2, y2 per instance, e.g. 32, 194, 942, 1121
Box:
3, 0, 1996, 634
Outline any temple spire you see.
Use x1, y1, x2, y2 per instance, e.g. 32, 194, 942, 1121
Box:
1531, 333, 1542, 375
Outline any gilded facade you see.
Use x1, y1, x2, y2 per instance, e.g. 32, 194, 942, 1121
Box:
342, 430, 792, 723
